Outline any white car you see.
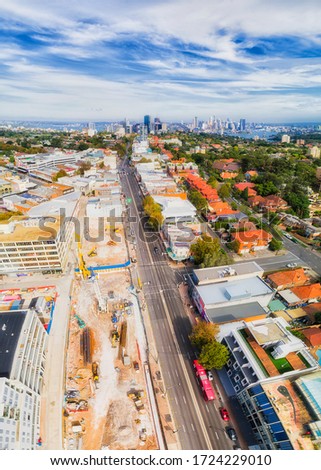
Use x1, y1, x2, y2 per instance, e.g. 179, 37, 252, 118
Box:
207, 371, 214, 381
286, 262, 297, 268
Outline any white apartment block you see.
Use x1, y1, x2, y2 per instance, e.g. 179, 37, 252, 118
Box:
15, 151, 82, 171
281, 134, 291, 144
0, 310, 47, 449
0, 192, 80, 274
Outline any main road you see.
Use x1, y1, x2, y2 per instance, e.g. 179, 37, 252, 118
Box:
120, 161, 236, 450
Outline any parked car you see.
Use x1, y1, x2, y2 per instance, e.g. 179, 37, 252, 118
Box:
286, 262, 297, 268
226, 427, 237, 441
207, 371, 214, 381
133, 361, 140, 372
154, 246, 159, 254
220, 408, 230, 421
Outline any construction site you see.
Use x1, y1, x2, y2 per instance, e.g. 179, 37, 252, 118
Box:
63, 215, 157, 450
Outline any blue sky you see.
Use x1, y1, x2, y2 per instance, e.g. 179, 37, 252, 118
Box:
1, 0, 321, 122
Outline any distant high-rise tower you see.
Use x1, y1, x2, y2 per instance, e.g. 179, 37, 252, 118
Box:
154, 117, 161, 132
239, 119, 246, 131
144, 115, 151, 134
281, 134, 291, 144
87, 122, 97, 137
192, 116, 198, 129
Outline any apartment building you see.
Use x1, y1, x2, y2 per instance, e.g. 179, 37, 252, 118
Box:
0, 179, 12, 197
15, 151, 82, 172
0, 192, 80, 274
220, 318, 318, 450
0, 309, 47, 449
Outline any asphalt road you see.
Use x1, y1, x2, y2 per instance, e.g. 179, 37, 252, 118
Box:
120, 162, 238, 450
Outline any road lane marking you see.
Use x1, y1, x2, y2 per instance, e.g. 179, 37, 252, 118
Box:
180, 334, 186, 343
168, 344, 172, 352
183, 395, 187, 404
175, 369, 179, 377
205, 404, 209, 413
182, 424, 186, 433
191, 423, 195, 432
214, 403, 217, 411
215, 431, 219, 440
174, 395, 178, 405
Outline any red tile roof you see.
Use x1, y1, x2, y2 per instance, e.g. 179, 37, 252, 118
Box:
291, 283, 321, 301
302, 328, 321, 346
267, 268, 308, 288
232, 229, 272, 244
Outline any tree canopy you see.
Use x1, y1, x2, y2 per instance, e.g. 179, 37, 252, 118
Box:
269, 237, 283, 252
198, 341, 229, 370
188, 189, 207, 212
218, 183, 231, 200
190, 235, 232, 268
143, 196, 164, 230
189, 321, 219, 349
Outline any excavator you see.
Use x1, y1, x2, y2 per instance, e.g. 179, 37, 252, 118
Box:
88, 246, 97, 257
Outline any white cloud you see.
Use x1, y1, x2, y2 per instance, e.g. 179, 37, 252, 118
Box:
1, 1, 321, 121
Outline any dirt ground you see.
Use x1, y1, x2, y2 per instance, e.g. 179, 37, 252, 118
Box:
81, 218, 128, 267
64, 271, 157, 450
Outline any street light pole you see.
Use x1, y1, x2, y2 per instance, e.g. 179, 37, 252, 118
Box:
161, 382, 181, 398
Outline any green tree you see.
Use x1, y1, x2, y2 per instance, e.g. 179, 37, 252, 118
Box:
269, 237, 283, 252
314, 312, 321, 324
78, 142, 89, 151
190, 234, 232, 268
218, 183, 231, 200
241, 187, 249, 201
143, 196, 164, 230
188, 190, 207, 212
198, 341, 229, 370
52, 169, 67, 181
77, 161, 92, 176
189, 322, 219, 349
207, 176, 218, 189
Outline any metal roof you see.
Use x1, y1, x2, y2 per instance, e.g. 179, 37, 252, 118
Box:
196, 276, 273, 307
206, 302, 267, 323
193, 261, 263, 285
0, 310, 27, 379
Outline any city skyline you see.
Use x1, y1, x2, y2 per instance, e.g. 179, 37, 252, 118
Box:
1, 1, 321, 121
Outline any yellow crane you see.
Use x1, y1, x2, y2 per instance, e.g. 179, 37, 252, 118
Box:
77, 241, 90, 279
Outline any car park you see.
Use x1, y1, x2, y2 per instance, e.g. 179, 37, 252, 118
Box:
220, 408, 230, 421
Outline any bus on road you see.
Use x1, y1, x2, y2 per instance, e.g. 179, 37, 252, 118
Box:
193, 360, 215, 401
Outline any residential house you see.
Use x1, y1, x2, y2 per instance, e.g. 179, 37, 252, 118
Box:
231, 229, 272, 254
259, 195, 288, 212
302, 328, 321, 347
245, 170, 258, 181
220, 171, 238, 180
291, 283, 321, 304
213, 159, 241, 174
234, 182, 257, 197
267, 268, 309, 291
248, 195, 265, 208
